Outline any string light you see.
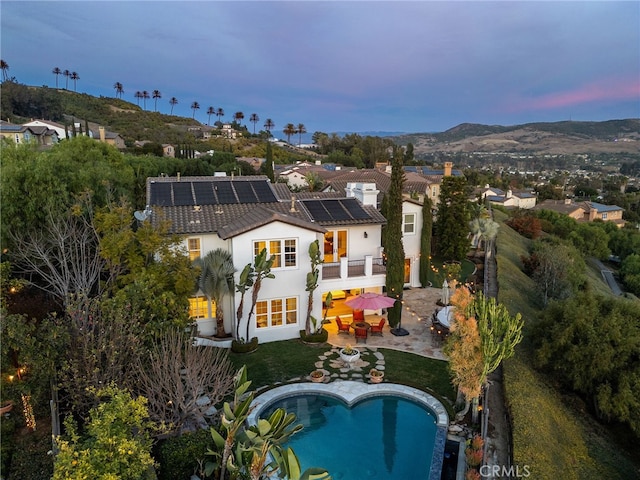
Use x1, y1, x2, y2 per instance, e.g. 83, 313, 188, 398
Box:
21, 394, 36, 430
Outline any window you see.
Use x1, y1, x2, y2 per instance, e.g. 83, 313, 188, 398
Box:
403, 213, 416, 234
188, 238, 201, 261
253, 239, 297, 269
189, 296, 208, 319
255, 297, 298, 329
601, 212, 607, 220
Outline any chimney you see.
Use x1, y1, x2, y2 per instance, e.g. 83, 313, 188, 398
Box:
177, 172, 181, 182
444, 162, 453, 177
99, 126, 105, 143
290, 196, 297, 212
352, 183, 379, 207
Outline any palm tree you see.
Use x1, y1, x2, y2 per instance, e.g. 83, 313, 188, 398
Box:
142, 90, 150, 110
215, 108, 225, 123
249, 113, 259, 134
234, 111, 244, 126
1, 60, 9, 82
283, 123, 296, 144
152, 90, 162, 111
135, 91, 143, 106
52, 67, 62, 88
191, 101, 200, 119
70, 72, 80, 91
296, 123, 307, 146
194, 249, 236, 338
113, 82, 124, 99
263, 118, 275, 135
206, 106, 215, 125
169, 97, 178, 114
63, 69, 71, 89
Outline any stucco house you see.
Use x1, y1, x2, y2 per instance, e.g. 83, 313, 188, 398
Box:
0, 121, 59, 146
533, 199, 625, 227
478, 186, 537, 209
146, 175, 388, 343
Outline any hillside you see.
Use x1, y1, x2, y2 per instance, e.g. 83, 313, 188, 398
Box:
1, 82, 216, 145
392, 119, 640, 155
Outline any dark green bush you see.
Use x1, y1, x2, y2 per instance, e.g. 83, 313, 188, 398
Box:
156, 428, 211, 480
6, 424, 53, 480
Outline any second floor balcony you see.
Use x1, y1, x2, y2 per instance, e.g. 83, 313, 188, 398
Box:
322, 256, 386, 280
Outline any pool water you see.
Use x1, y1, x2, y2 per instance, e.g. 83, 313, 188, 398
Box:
261, 394, 437, 480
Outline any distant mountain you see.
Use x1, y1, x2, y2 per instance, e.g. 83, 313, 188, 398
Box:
390, 119, 640, 156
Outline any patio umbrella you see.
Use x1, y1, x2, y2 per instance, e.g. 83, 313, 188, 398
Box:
344, 292, 397, 310
441, 279, 450, 305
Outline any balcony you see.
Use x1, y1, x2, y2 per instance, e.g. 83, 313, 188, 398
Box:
322, 256, 386, 280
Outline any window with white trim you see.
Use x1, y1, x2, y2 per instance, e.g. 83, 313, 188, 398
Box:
189, 296, 208, 319
601, 212, 607, 220
256, 297, 298, 328
403, 213, 416, 234
253, 238, 297, 269
188, 238, 201, 261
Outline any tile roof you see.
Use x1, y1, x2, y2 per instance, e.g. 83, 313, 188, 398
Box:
147, 175, 386, 236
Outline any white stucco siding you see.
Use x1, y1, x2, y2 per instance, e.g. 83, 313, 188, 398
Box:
231, 222, 324, 343
343, 225, 383, 259
401, 201, 424, 287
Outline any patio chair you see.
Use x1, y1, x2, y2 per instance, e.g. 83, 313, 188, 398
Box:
335, 316, 351, 335
354, 326, 368, 344
370, 318, 386, 336
353, 309, 365, 322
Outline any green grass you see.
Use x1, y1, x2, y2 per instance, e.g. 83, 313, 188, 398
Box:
495, 210, 640, 479
228, 339, 455, 415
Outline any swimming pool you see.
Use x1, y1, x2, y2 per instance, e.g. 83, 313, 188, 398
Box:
248, 381, 448, 480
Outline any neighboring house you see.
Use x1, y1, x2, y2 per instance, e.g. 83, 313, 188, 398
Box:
533, 199, 588, 221
581, 201, 625, 227
162, 144, 175, 158
23, 119, 66, 141
90, 127, 126, 149
533, 199, 625, 227
478, 186, 537, 209
0, 121, 58, 146
146, 175, 387, 344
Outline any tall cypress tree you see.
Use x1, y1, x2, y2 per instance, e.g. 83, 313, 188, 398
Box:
264, 141, 275, 182
420, 196, 433, 287
384, 146, 405, 330
435, 176, 470, 261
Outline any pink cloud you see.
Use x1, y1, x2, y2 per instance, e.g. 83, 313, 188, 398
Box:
504, 78, 640, 113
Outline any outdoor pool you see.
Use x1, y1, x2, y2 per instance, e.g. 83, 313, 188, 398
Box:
249, 382, 448, 480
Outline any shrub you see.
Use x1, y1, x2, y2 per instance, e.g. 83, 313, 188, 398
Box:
156, 428, 211, 480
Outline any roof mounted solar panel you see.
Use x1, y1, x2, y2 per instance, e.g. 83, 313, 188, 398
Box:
341, 199, 370, 219
150, 182, 173, 206
234, 181, 259, 203
251, 181, 277, 202
193, 182, 216, 205
214, 182, 237, 204
172, 182, 194, 206
323, 200, 351, 221
303, 200, 332, 222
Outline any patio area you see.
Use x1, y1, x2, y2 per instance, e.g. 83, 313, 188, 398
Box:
323, 287, 447, 361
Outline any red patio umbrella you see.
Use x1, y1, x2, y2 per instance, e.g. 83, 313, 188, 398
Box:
344, 292, 397, 310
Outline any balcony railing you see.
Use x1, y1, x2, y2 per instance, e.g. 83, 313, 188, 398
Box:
321, 256, 386, 280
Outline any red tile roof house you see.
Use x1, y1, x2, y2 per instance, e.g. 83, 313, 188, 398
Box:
146, 175, 388, 343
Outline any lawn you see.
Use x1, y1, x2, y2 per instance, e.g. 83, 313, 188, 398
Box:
228, 340, 455, 412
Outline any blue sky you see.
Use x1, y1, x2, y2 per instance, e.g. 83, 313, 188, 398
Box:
2, 1, 639, 134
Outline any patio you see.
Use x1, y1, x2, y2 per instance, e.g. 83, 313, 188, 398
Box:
324, 287, 448, 361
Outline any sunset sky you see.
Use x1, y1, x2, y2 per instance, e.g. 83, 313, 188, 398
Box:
2, 1, 638, 134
